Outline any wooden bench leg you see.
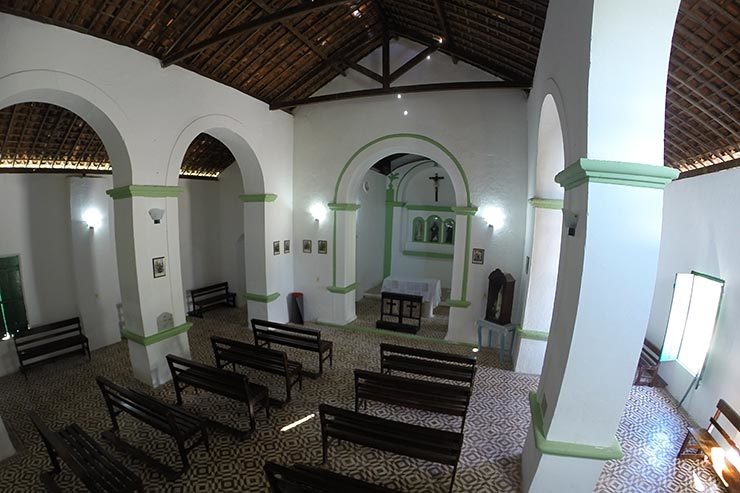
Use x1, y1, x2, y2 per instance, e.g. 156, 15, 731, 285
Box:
39, 471, 62, 493
102, 430, 182, 481
449, 464, 459, 493
676, 432, 704, 459
321, 434, 329, 464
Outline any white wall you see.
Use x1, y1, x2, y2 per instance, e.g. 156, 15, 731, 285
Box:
355, 170, 386, 299
293, 40, 528, 340
647, 168, 740, 423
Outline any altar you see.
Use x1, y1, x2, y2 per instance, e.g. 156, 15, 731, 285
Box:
381, 276, 442, 318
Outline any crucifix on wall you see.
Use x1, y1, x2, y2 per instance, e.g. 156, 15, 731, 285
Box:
429, 172, 445, 202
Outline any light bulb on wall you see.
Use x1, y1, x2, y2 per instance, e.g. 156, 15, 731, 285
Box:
309, 203, 327, 223
148, 208, 165, 224
479, 206, 506, 230
82, 208, 103, 230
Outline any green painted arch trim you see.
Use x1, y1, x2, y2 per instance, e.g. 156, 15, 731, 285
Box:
406, 204, 454, 212
555, 159, 680, 190
327, 283, 357, 294
386, 201, 407, 207
528, 198, 563, 210
333, 134, 472, 207
107, 185, 184, 199
403, 250, 453, 260
122, 322, 192, 346
239, 193, 277, 202
328, 202, 361, 211
244, 292, 280, 303
451, 206, 478, 216
529, 392, 623, 460
447, 299, 472, 308
517, 326, 550, 341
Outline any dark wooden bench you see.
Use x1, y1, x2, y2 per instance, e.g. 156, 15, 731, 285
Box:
678, 399, 740, 491
264, 461, 402, 493
211, 336, 302, 404
380, 343, 477, 387
96, 376, 209, 481
166, 354, 270, 438
354, 369, 472, 431
30, 412, 143, 492
633, 338, 666, 387
376, 291, 423, 334
252, 318, 333, 378
13, 317, 90, 375
319, 404, 463, 493
189, 282, 236, 317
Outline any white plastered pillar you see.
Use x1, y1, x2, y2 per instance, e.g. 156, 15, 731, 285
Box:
514, 199, 562, 374
326, 203, 360, 325
108, 186, 190, 387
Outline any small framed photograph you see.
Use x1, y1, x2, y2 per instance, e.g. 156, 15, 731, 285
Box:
303, 239, 312, 253
318, 240, 328, 255
273, 241, 280, 255
284, 240, 290, 254
152, 257, 166, 278
472, 248, 485, 265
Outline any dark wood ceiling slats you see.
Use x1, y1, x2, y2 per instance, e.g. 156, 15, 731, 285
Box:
1, 0, 737, 173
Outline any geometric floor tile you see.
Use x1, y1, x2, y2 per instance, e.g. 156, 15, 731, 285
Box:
0, 306, 726, 492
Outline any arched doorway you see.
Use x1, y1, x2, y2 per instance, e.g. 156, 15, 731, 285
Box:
328, 134, 476, 340
515, 94, 566, 374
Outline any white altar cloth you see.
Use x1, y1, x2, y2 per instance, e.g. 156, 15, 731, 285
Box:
381, 277, 442, 317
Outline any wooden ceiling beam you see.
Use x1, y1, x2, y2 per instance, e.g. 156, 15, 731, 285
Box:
678, 158, 740, 180
432, 0, 452, 46
389, 44, 439, 83
269, 80, 530, 110
160, 0, 354, 67
382, 30, 391, 88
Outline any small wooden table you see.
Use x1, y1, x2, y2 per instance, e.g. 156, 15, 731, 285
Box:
476, 319, 516, 364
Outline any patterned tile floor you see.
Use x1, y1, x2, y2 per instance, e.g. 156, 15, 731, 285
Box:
0, 307, 725, 492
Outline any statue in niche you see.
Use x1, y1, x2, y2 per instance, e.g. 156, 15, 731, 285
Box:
444, 220, 455, 244
429, 221, 440, 242
485, 269, 515, 324
412, 218, 425, 242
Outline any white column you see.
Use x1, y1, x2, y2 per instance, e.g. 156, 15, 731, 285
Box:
240, 194, 276, 321
326, 203, 360, 325
108, 185, 191, 387
514, 199, 562, 374
521, 160, 678, 492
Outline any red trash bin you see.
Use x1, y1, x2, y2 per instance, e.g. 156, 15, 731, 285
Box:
288, 292, 304, 324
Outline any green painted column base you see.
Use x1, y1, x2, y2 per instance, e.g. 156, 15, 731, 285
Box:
327, 283, 357, 294
529, 392, 623, 460
447, 299, 471, 308
244, 292, 280, 303
517, 326, 550, 341
122, 322, 192, 346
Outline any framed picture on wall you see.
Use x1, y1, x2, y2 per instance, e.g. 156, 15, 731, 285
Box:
152, 257, 166, 278
318, 240, 328, 254
472, 248, 485, 264
303, 240, 312, 253
273, 241, 280, 255
284, 240, 290, 254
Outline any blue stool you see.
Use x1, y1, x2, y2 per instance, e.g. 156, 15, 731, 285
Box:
476, 319, 516, 364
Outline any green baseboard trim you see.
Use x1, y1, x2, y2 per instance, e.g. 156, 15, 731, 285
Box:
244, 292, 280, 303
327, 283, 357, 294
122, 322, 192, 346
313, 320, 476, 348
555, 159, 679, 190
529, 392, 623, 460
517, 326, 550, 341
447, 299, 471, 308
450, 206, 479, 216
402, 250, 454, 260
406, 204, 454, 212
528, 198, 563, 210
107, 185, 184, 199
239, 193, 277, 202
328, 203, 361, 211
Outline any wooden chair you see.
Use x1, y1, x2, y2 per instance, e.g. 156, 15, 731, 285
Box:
189, 282, 236, 317
678, 399, 740, 491
252, 318, 333, 378
14, 317, 89, 376
633, 339, 665, 387
30, 412, 143, 492
211, 336, 302, 404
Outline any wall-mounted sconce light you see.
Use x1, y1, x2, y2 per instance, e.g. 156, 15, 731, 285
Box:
479, 206, 506, 231
82, 208, 103, 230
563, 210, 579, 236
309, 203, 327, 223
148, 208, 165, 224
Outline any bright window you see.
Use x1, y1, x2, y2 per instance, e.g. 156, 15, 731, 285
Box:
661, 272, 724, 376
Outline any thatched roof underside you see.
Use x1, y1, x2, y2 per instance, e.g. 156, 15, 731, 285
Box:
0, 0, 737, 177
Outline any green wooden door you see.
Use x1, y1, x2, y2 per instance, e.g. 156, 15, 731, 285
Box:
0, 256, 28, 337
